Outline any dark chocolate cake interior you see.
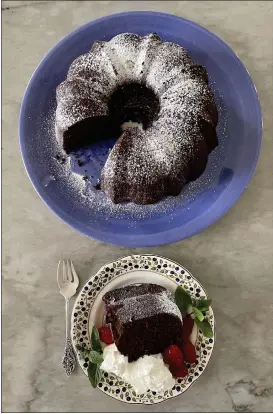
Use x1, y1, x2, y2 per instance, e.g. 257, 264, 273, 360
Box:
103, 283, 183, 362
63, 82, 160, 154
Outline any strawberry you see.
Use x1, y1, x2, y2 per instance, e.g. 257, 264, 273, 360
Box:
182, 341, 196, 364
163, 344, 184, 368
183, 315, 194, 340
171, 364, 189, 378
98, 325, 114, 345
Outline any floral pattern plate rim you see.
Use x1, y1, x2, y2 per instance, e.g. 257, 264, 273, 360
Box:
71, 254, 215, 405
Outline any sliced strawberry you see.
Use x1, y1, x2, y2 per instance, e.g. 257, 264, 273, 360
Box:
182, 341, 196, 364
163, 344, 184, 368
171, 364, 188, 378
98, 325, 114, 345
182, 315, 194, 340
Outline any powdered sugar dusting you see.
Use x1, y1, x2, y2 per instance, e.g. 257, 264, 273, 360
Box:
56, 32, 217, 204
42, 88, 227, 224
108, 290, 182, 324
37, 32, 228, 229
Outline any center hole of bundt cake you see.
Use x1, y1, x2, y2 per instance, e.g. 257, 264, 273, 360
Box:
108, 82, 160, 130
62, 82, 160, 154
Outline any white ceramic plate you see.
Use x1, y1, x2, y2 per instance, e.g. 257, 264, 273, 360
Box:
71, 255, 215, 404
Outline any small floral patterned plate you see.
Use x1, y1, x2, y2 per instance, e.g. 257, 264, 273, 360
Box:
71, 254, 215, 404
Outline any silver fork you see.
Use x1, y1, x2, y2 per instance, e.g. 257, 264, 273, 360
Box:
57, 259, 79, 376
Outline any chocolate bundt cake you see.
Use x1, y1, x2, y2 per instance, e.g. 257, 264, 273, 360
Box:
102, 283, 183, 362
56, 33, 218, 204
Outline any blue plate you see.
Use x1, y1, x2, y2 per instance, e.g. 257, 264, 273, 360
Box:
19, 12, 262, 247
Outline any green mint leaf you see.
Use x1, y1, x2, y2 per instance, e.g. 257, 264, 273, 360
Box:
193, 307, 204, 321
195, 317, 213, 338
87, 361, 102, 388
175, 286, 192, 314
91, 326, 102, 354
187, 305, 193, 315
195, 299, 212, 312
89, 350, 104, 365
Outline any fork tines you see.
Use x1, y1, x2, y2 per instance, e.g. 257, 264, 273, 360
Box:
57, 259, 79, 287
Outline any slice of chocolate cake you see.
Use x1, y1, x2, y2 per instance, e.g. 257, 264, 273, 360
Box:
102, 283, 183, 362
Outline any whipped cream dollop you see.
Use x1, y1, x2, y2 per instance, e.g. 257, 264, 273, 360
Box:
100, 343, 175, 394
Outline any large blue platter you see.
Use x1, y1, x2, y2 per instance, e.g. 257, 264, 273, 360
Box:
19, 12, 262, 247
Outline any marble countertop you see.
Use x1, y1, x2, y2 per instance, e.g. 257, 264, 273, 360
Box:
2, 0, 273, 412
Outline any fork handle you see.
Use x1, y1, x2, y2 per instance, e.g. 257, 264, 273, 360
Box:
65, 298, 69, 338
62, 299, 76, 376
